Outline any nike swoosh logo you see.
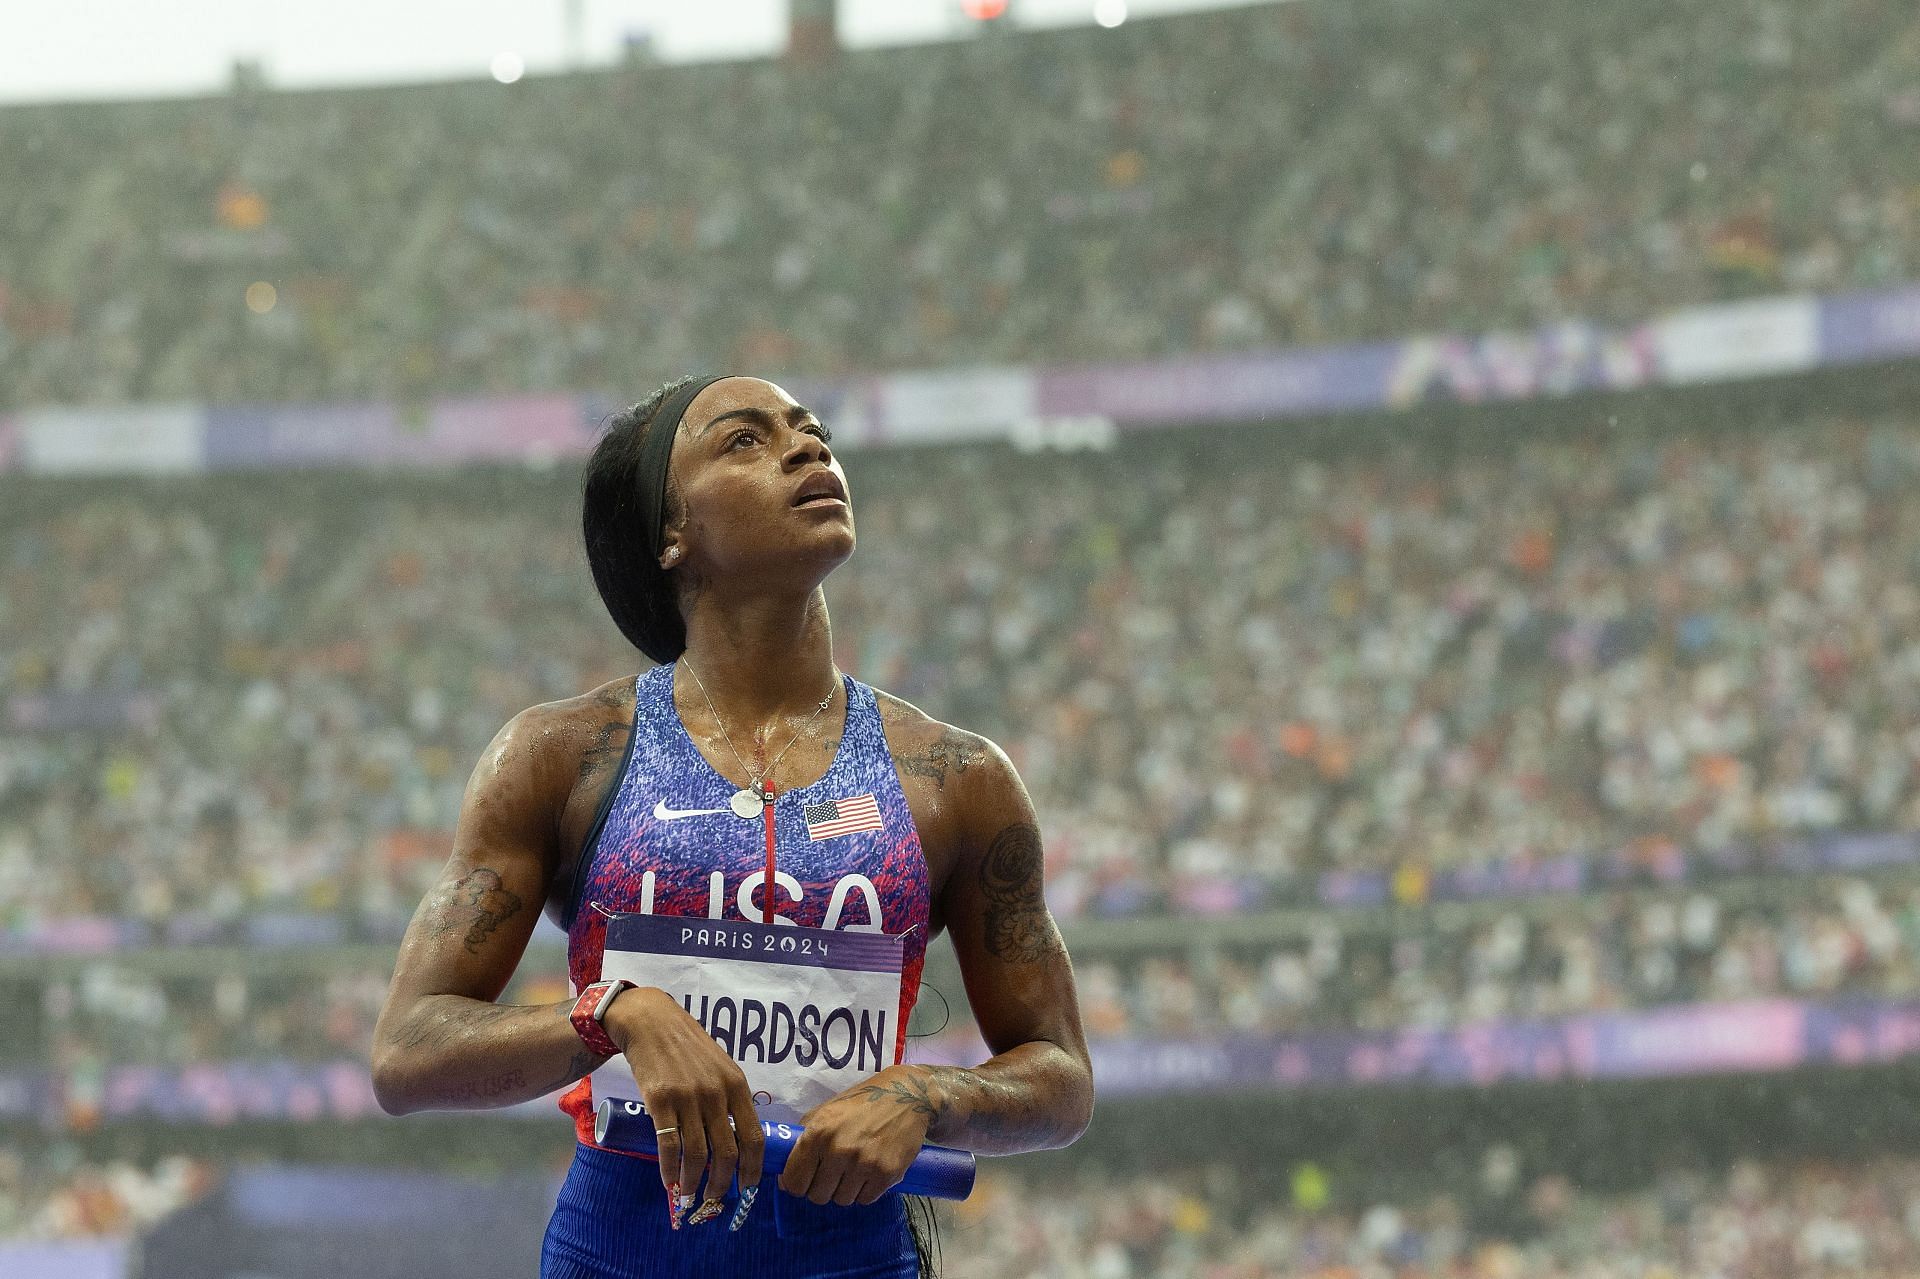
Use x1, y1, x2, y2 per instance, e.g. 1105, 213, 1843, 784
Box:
652, 800, 733, 822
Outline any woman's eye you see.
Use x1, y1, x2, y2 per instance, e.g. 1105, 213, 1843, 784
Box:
808, 426, 833, 443
730, 430, 758, 449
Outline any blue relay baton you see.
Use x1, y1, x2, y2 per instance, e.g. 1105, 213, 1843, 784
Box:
594, 1097, 978, 1200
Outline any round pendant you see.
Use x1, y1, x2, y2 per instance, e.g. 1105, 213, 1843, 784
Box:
729, 788, 765, 820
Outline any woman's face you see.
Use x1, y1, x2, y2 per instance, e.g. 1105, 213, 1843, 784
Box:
661, 376, 855, 589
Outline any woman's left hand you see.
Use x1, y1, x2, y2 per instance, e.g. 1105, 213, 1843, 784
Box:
778, 1064, 939, 1205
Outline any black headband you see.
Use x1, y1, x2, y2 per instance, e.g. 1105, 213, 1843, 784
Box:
640, 373, 735, 559
617, 373, 736, 665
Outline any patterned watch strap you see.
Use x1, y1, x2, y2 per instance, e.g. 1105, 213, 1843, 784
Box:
570, 979, 632, 1057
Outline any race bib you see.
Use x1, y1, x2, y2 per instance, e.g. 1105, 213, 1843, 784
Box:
587, 908, 907, 1123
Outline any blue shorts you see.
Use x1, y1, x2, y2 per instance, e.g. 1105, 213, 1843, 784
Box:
540, 1142, 920, 1278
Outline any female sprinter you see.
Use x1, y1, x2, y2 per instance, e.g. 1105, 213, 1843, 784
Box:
370, 375, 1095, 1277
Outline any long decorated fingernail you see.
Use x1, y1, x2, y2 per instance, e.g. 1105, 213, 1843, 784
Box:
686, 1196, 727, 1227
728, 1185, 760, 1231
668, 1183, 695, 1230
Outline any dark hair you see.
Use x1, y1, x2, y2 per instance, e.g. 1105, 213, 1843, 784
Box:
905, 1194, 943, 1278
582, 375, 702, 665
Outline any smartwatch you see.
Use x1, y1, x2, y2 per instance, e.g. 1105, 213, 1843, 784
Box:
569, 978, 636, 1058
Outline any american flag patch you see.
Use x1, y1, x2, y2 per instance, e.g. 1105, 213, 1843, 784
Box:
802, 794, 883, 840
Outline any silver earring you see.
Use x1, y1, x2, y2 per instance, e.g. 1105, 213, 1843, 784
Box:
666, 547, 681, 561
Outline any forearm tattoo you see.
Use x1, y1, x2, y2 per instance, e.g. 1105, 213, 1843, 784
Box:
918, 1066, 1057, 1145
852, 1072, 939, 1116
387, 993, 518, 1052
978, 822, 1063, 963
538, 1049, 601, 1095
421, 1068, 527, 1107
432, 867, 524, 955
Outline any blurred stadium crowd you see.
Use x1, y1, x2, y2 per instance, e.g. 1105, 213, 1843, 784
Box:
0, 1147, 214, 1244
8, 412, 1920, 934
9, 0, 1920, 1271
1070, 878, 1920, 1039
946, 1152, 1920, 1279
1, 0, 1917, 406
18, 1138, 1920, 1279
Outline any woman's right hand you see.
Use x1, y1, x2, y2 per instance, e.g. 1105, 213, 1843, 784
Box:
606, 986, 765, 1209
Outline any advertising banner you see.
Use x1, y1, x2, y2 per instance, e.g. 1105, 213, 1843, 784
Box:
1036, 342, 1399, 427
19, 404, 206, 474
401, 394, 595, 465
204, 401, 400, 470
94, 1060, 380, 1123
1818, 285, 1920, 364
7, 689, 160, 732
1384, 320, 1658, 407
874, 367, 1038, 444
14, 286, 1920, 475
0, 914, 142, 955
0, 1240, 127, 1279
1074, 998, 1920, 1096
1654, 296, 1819, 385
1316, 830, 1920, 910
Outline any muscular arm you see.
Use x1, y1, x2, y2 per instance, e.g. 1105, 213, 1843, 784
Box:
369, 701, 613, 1115
768, 721, 1092, 1203
881, 739, 1094, 1154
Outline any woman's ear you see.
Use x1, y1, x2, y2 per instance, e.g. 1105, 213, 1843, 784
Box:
659, 543, 683, 572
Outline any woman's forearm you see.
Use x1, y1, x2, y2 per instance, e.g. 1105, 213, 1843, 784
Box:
371, 994, 608, 1115
910, 1041, 1095, 1154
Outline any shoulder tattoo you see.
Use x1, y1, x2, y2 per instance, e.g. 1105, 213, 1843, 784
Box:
576, 684, 633, 782
899, 726, 989, 791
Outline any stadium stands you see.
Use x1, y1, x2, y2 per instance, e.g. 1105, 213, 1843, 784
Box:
8, 1, 1920, 1271
1, 0, 1916, 407
18, 1143, 1920, 1279
8, 410, 1920, 937
943, 1153, 1920, 1278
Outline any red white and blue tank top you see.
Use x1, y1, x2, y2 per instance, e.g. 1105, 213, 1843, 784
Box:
557, 663, 932, 1152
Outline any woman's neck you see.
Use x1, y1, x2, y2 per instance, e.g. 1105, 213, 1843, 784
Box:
676, 586, 839, 726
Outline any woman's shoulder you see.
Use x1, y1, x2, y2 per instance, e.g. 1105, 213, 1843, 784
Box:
868, 684, 1039, 894
489, 674, 640, 793
512, 672, 639, 732
481, 676, 641, 898
868, 684, 1008, 795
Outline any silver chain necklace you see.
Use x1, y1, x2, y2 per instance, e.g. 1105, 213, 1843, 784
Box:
680, 658, 837, 819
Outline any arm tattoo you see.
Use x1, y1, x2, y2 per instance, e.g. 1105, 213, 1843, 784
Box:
851, 1072, 938, 1116
386, 995, 518, 1052
387, 1016, 439, 1051
537, 1049, 600, 1095
918, 1067, 1054, 1143
420, 1068, 528, 1107
979, 822, 1062, 964
899, 728, 987, 791
952, 1103, 1048, 1142
431, 867, 524, 955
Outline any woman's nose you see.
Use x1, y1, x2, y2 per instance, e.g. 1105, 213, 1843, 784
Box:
786, 430, 830, 466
